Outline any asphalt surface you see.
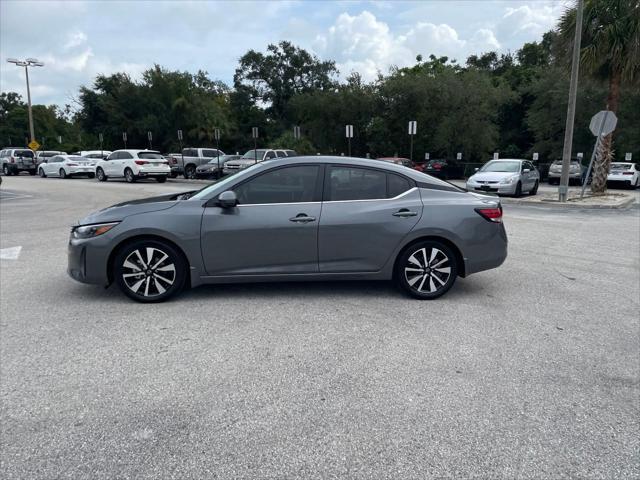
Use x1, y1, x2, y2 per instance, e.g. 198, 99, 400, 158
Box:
1, 175, 639, 479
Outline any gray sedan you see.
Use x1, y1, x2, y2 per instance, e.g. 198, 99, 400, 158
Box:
466, 159, 540, 196
68, 156, 508, 302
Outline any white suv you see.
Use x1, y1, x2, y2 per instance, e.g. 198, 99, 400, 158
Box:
95, 150, 171, 183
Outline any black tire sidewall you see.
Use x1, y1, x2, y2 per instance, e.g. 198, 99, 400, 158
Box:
125, 168, 135, 183
39, 168, 46, 177
395, 240, 458, 300
97, 168, 107, 181
156, 176, 167, 183
59, 168, 66, 179
114, 239, 187, 303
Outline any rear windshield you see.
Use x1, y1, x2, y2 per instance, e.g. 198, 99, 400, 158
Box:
68, 156, 85, 161
138, 152, 164, 160
14, 150, 34, 158
610, 163, 631, 170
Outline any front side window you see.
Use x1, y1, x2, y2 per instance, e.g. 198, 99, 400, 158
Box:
265, 151, 277, 159
327, 167, 387, 201
235, 165, 319, 205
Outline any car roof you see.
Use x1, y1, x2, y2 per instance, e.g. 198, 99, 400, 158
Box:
489, 158, 525, 162
112, 149, 161, 154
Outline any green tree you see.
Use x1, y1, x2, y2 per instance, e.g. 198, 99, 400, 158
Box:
558, 0, 640, 193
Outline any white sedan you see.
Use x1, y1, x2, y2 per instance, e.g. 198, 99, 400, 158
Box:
95, 149, 171, 183
38, 154, 96, 179
607, 162, 639, 189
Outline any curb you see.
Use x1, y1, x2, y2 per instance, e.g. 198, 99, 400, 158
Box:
500, 196, 636, 210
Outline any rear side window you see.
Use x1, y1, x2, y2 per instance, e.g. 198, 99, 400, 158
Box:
276, 151, 287, 158
327, 167, 386, 201
202, 149, 218, 157
388, 173, 413, 197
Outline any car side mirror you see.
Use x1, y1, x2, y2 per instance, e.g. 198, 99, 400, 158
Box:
474, 168, 479, 172
218, 190, 238, 208
523, 169, 531, 173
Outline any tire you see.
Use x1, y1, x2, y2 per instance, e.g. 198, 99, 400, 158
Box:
113, 239, 187, 303
39, 168, 47, 178
59, 168, 67, 179
124, 168, 136, 183
169, 171, 178, 178
96, 168, 108, 182
395, 240, 458, 300
548, 178, 557, 185
514, 181, 522, 197
3, 164, 12, 176
87, 173, 95, 179
529, 180, 539, 195
156, 176, 167, 183
29, 169, 36, 176
184, 164, 196, 179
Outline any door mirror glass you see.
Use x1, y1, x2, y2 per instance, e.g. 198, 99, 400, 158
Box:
218, 190, 238, 208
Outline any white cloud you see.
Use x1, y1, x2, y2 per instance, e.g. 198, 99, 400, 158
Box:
64, 31, 88, 50
501, 4, 565, 36
471, 28, 501, 50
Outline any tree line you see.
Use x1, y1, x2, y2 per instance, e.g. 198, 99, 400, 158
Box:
1, 2, 638, 170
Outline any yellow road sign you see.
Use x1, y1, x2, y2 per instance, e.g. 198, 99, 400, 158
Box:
28, 140, 40, 151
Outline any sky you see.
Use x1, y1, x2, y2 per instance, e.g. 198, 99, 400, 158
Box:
0, 0, 572, 108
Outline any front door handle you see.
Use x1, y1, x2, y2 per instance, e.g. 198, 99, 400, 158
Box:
289, 213, 316, 223
393, 208, 418, 218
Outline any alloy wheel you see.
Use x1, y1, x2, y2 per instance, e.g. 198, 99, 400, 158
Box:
404, 247, 451, 294
121, 247, 176, 298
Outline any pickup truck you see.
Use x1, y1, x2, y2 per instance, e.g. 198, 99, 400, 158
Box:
1, 148, 37, 175
171, 147, 225, 179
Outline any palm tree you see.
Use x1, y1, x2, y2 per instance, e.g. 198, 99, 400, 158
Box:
558, 0, 639, 194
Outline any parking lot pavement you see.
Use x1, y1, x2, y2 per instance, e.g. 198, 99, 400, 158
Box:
1, 175, 639, 479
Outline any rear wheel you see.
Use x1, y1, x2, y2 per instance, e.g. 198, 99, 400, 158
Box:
39, 168, 47, 178
59, 168, 67, 179
184, 164, 196, 179
96, 167, 108, 182
114, 239, 187, 303
3, 164, 12, 176
156, 176, 167, 183
395, 241, 458, 300
87, 173, 95, 179
124, 168, 136, 183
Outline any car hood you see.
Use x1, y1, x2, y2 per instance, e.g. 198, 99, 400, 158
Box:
469, 172, 518, 182
77, 191, 194, 225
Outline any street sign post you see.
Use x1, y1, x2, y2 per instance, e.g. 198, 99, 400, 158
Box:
252, 127, 259, 163
493, 152, 499, 160
177, 130, 185, 175
425, 153, 430, 161
57, 135, 62, 144
214, 128, 221, 176
625, 152, 632, 161
408, 120, 417, 161
533, 152, 539, 161
147, 131, 153, 150
456, 152, 462, 161
99, 133, 104, 158
581, 110, 618, 198
345, 125, 353, 156
28, 140, 40, 151
122, 132, 127, 149
293, 126, 301, 140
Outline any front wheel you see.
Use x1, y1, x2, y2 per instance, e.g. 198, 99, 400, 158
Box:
39, 168, 47, 178
96, 168, 108, 182
395, 241, 458, 300
3, 164, 12, 176
514, 181, 522, 197
529, 180, 539, 195
59, 168, 67, 179
113, 239, 187, 302
124, 168, 136, 183
184, 165, 196, 179
156, 176, 167, 183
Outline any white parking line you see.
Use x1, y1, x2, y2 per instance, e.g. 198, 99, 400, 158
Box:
0, 246, 22, 260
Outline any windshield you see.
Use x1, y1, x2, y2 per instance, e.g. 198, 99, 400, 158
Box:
241, 149, 266, 160
138, 152, 164, 160
207, 155, 231, 164
480, 161, 520, 173
610, 163, 631, 170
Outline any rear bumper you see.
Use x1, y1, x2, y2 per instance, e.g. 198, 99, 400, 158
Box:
548, 171, 582, 179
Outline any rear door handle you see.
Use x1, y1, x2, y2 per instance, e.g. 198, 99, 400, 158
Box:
289, 213, 316, 223
393, 209, 418, 218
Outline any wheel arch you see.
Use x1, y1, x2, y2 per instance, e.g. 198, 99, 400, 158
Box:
393, 235, 466, 278
106, 234, 192, 288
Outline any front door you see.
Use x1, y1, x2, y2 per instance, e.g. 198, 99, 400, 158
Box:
319, 165, 422, 272
201, 164, 322, 275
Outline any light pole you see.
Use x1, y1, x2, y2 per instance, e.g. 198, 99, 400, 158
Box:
6, 58, 44, 144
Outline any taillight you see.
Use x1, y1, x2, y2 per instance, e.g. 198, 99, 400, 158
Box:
135, 160, 148, 165
475, 207, 503, 223
434, 164, 442, 169
10, 156, 15, 163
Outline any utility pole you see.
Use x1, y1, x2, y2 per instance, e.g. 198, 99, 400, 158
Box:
7, 58, 44, 143
559, 0, 584, 202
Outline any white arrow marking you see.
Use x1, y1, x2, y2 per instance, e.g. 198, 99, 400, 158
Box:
0, 246, 22, 260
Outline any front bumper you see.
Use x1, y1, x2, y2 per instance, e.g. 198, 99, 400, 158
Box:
67, 235, 112, 286
548, 171, 581, 179
466, 182, 517, 195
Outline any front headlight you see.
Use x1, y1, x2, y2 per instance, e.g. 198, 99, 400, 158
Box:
71, 222, 119, 239
500, 175, 517, 184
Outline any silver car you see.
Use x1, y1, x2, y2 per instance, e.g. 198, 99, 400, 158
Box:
223, 149, 279, 175
68, 156, 508, 302
466, 159, 540, 196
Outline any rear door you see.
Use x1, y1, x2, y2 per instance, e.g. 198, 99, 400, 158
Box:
201, 164, 323, 275
318, 165, 422, 273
